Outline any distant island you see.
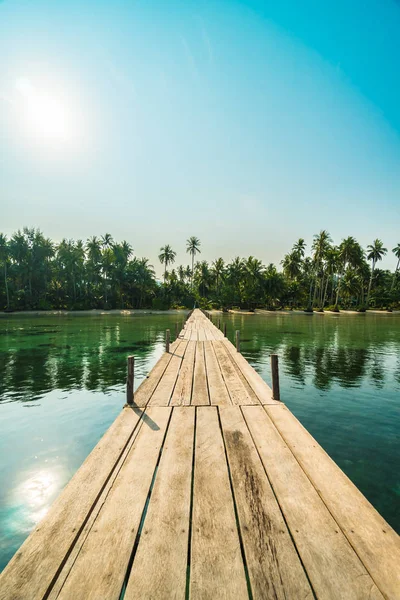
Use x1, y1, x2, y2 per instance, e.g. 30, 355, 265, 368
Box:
0, 229, 399, 313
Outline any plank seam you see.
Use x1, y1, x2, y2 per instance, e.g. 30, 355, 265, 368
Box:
50, 410, 150, 599
216, 407, 253, 600
185, 406, 197, 600
41, 409, 147, 600
211, 341, 234, 405
143, 340, 183, 408
240, 405, 328, 600
118, 407, 175, 600
167, 340, 190, 406
260, 405, 388, 598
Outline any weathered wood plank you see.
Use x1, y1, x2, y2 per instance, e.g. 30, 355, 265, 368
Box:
56, 407, 171, 600
222, 338, 279, 405
0, 408, 143, 600
149, 340, 188, 406
219, 406, 313, 600
170, 340, 196, 406
264, 403, 400, 600
192, 342, 210, 405
203, 341, 231, 405
213, 342, 252, 405
242, 405, 384, 600
124, 407, 195, 600
219, 343, 260, 405
133, 339, 182, 407
190, 407, 248, 599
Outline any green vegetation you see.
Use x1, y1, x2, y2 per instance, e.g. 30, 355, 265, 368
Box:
0, 228, 399, 311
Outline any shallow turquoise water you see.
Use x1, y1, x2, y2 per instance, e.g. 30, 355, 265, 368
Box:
0, 312, 399, 571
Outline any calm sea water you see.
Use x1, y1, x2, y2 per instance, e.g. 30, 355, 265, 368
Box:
0, 311, 399, 571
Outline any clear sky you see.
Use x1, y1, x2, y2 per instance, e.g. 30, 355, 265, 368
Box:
1, 0, 400, 274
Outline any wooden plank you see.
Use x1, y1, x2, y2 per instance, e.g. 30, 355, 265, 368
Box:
203, 341, 231, 406
124, 407, 195, 600
149, 340, 188, 406
133, 340, 182, 407
190, 407, 248, 599
213, 342, 252, 405
219, 406, 313, 600
264, 404, 400, 600
192, 342, 210, 405
47, 414, 146, 600
0, 408, 143, 600
170, 340, 196, 406
242, 405, 384, 600
222, 338, 279, 405
56, 407, 171, 600
219, 343, 260, 405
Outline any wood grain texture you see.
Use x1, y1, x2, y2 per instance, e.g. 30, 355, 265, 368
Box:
170, 340, 196, 406
192, 342, 210, 405
190, 407, 248, 599
57, 407, 171, 600
242, 405, 384, 600
220, 406, 313, 600
203, 341, 231, 405
149, 340, 188, 406
212, 341, 251, 405
222, 338, 279, 405
0, 408, 142, 600
124, 407, 195, 600
264, 403, 400, 600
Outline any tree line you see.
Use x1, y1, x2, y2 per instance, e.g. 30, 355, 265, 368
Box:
0, 228, 399, 311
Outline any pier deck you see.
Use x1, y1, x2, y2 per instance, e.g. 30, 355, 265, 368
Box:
1, 309, 399, 600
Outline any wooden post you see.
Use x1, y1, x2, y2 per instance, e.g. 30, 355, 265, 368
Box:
224, 323, 227, 337
126, 356, 134, 406
235, 330, 240, 352
270, 354, 280, 401
166, 329, 170, 353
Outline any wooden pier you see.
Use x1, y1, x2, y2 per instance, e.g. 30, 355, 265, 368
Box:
1, 309, 399, 599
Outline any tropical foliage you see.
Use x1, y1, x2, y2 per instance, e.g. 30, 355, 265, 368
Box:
0, 228, 399, 311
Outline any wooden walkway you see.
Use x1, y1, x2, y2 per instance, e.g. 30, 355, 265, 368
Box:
1, 309, 399, 600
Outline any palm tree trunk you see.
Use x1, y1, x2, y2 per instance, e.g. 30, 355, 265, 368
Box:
390, 258, 400, 291
335, 272, 343, 308
4, 262, 10, 309
191, 254, 194, 290
366, 260, 375, 307
322, 274, 329, 309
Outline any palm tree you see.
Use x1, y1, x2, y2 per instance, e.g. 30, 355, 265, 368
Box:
311, 230, 332, 309
186, 236, 201, 290
159, 244, 176, 282
211, 258, 225, 295
390, 243, 400, 291
366, 239, 387, 307
244, 256, 264, 309
293, 238, 306, 259
0, 234, 10, 309
101, 234, 114, 307
334, 237, 364, 310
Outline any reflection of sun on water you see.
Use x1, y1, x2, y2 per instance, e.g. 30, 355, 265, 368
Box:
17, 469, 61, 524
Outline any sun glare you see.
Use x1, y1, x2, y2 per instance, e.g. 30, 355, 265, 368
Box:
15, 76, 77, 144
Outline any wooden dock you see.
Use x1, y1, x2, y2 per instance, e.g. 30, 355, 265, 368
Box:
1, 309, 399, 600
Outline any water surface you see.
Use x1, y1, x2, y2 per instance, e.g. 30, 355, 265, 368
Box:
0, 311, 399, 571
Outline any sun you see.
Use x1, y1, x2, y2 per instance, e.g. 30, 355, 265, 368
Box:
15, 76, 76, 143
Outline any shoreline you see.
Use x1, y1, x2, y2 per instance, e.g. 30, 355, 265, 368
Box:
1, 308, 399, 317
0, 309, 189, 317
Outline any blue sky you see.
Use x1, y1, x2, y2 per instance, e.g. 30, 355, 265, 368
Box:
1, 0, 399, 273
